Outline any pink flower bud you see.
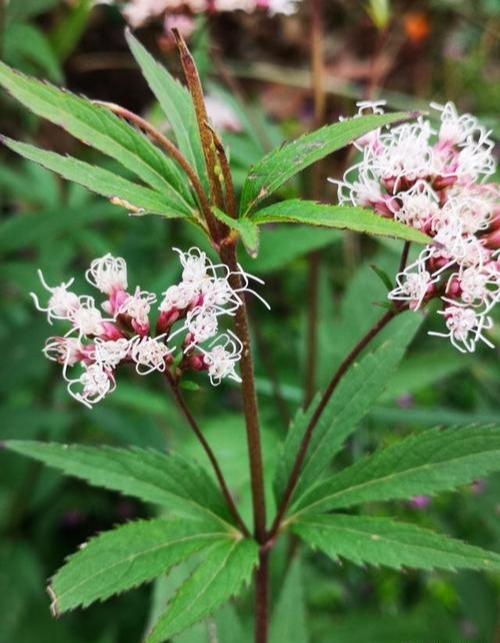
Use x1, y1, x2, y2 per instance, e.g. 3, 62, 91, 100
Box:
432, 174, 457, 190
100, 322, 125, 341
189, 354, 207, 372
131, 318, 150, 337
484, 228, 500, 249
446, 277, 461, 298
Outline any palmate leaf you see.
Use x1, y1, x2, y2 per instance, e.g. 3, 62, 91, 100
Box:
126, 30, 208, 193
49, 519, 228, 614
293, 426, 500, 516
0, 60, 194, 212
1, 138, 184, 218
239, 111, 412, 215
292, 514, 500, 572
6, 441, 233, 526
147, 538, 258, 642
253, 200, 430, 245
274, 313, 422, 509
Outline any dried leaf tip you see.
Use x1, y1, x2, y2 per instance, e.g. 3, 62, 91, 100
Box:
47, 585, 59, 618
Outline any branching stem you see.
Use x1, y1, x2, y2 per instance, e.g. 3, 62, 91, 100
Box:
269, 307, 398, 538
165, 373, 250, 538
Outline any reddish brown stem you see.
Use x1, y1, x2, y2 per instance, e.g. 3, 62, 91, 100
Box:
173, 29, 226, 239
218, 244, 267, 544
254, 548, 269, 643
165, 373, 250, 537
269, 308, 398, 538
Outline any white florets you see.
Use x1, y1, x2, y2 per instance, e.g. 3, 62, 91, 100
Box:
129, 335, 171, 375
33, 247, 268, 407
199, 333, 243, 385
121, 0, 301, 27
334, 100, 499, 353
86, 253, 127, 295
66, 363, 115, 409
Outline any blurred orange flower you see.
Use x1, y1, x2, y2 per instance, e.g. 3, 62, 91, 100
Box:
403, 12, 430, 44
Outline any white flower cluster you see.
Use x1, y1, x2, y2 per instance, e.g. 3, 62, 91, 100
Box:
333, 101, 499, 353
121, 0, 299, 28
32, 248, 267, 407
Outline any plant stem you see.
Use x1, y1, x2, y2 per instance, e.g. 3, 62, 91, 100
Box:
254, 548, 269, 643
93, 101, 213, 227
304, 0, 326, 406
218, 243, 269, 641
173, 29, 226, 238
269, 307, 398, 538
165, 373, 250, 537
218, 244, 267, 544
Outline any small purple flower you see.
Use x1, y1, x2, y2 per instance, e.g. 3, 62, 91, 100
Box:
409, 495, 431, 510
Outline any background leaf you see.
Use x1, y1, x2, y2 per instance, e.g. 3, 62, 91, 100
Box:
270, 556, 308, 643
125, 31, 208, 193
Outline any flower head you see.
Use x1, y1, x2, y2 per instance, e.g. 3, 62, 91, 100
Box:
335, 101, 499, 352
33, 247, 268, 406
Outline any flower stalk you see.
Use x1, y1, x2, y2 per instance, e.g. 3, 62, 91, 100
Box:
269, 307, 398, 538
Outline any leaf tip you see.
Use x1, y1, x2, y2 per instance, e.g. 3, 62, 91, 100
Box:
47, 585, 60, 618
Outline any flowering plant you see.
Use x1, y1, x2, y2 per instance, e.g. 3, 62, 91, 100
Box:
1, 24, 499, 643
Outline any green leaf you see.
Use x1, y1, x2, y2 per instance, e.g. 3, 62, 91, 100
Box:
212, 207, 260, 257
380, 349, 466, 402
6, 441, 233, 525
253, 200, 429, 245
293, 514, 500, 571
49, 519, 227, 614
6, 0, 60, 23
270, 557, 308, 643
4, 23, 63, 83
292, 426, 500, 515
239, 112, 412, 215
1, 138, 185, 218
274, 313, 422, 510
147, 538, 258, 642
370, 264, 393, 291
125, 30, 208, 193
0, 60, 194, 212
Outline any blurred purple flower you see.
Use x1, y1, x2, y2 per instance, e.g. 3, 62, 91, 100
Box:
409, 495, 431, 510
